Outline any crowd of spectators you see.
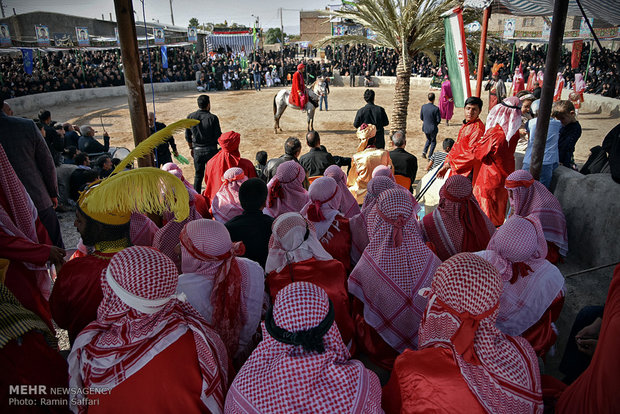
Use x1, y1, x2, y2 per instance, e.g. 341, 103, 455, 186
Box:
1, 41, 618, 99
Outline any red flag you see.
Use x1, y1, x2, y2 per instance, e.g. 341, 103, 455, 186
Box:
571, 40, 583, 69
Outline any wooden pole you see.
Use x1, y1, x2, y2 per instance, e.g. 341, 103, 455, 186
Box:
529, 0, 569, 180
113, 0, 152, 167
475, 6, 491, 98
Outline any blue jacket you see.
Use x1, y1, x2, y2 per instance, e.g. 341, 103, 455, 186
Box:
420, 102, 441, 134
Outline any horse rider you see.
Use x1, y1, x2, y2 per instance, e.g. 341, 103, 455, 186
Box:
290, 63, 308, 110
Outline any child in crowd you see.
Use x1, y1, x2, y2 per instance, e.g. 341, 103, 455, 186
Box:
554, 100, 582, 170
255, 150, 268, 182
426, 138, 454, 172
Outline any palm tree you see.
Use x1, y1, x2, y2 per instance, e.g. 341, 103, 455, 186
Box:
319, 0, 478, 133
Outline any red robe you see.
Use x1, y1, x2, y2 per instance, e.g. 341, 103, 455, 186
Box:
267, 258, 354, 346
555, 264, 620, 413
382, 347, 485, 414
49, 252, 116, 344
446, 118, 486, 184
289, 70, 308, 109
0, 331, 70, 414
318, 216, 353, 274
473, 125, 518, 227
0, 219, 53, 331
90, 332, 205, 414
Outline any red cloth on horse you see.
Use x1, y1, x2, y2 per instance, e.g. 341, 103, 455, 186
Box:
446, 118, 486, 182
555, 264, 620, 413
49, 252, 116, 343
266, 257, 355, 346
289, 70, 308, 109
202, 131, 256, 202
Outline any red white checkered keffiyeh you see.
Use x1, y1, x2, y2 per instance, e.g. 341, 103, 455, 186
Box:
129, 212, 159, 246
300, 177, 341, 239
68, 246, 228, 414
225, 282, 383, 413
505, 170, 568, 256
349, 188, 441, 352
0, 144, 50, 298
485, 96, 522, 142
180, 219, 246, 357
421, 175, 495, 260
265, 161, 309, 218
479, 215, 564, 336
371, 164, 395, 181
324, 165, 360, 218
211, 167, 247, 223
265, 212, 332, 274
418, 253, 543, 414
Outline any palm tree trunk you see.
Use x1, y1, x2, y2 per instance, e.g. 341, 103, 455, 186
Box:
391, 53, 412, 133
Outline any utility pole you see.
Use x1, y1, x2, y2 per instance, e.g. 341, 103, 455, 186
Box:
0, 0, 6, 18
169, 0, 175, 26
113, 0, 152, 167
280, 8, 284, 78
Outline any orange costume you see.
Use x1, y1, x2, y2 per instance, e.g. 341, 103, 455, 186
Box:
446, 118, 486, 183
289, 63, 308, 109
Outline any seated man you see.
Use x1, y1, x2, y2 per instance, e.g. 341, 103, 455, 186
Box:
225, 282, 382, 413
211, 167, 247, 223
426, 138, 454, 172
69, 153, 98, 202
388, 130, 417, 191
78, 125, 110, 155
383, 253, 543, 413
225, 178, 274, 269
299, 131, 335, 177
264, 137, 303, 182
347, 124, 393, 204
265, 212, 355, 346
68, 246, 229, 413
177, 219, 264, 366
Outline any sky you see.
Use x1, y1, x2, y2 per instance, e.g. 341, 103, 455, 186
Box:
5, 0, 335, 34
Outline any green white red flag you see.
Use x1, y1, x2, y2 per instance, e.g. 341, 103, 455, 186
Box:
442, 7, 471, 107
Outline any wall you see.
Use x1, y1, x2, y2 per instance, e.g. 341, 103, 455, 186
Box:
0, 12, 117, 42
299, 12, 331, 44
551, 166, 620, 267
7, 81, 196, 115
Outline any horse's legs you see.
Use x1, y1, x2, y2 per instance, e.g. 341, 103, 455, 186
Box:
274, 101, 286, 133
307, 105, 315, 131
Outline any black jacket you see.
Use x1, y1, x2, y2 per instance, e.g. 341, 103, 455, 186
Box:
150, 121, 177, 167
353, 103, 390, 149
225, 210, 274, 268
185, 109, 221, 148
389, 148, 418, 190
299, 147, 335, 177
420, 103, 441, 135
265, 154, 296, 182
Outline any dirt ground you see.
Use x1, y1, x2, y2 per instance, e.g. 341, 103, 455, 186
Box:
30, 84, 619, 186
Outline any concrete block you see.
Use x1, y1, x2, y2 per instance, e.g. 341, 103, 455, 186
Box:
551, 166, 620, 267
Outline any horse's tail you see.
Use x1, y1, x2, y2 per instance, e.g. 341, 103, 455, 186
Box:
273, 93, 277, 116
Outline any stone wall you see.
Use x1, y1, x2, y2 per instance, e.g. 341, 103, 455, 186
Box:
551, 166, 620, 267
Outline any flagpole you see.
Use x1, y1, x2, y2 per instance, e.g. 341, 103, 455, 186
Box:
584, 41, 593, 83
510, 42, 516, 72
475, 6, 491, 97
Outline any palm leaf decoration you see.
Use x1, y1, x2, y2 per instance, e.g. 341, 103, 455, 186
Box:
111, 118, 199, 175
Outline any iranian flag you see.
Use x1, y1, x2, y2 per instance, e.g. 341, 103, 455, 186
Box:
442, 7, 471, 107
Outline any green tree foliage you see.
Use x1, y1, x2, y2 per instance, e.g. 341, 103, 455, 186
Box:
265, 28, 286, 44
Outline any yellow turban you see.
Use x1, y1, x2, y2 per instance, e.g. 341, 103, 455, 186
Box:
356, 123, 377, 152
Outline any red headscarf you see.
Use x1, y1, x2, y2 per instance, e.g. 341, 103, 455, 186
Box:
297, 63, 305, 71
68, 246, 229, 413
349, 188, 441, 352
418, 253, 543, 413
202, 131, 256, 201
265, 161, 309, 218
324, 165, 360, 218
421, 175, 495, 260
180, 219, 246, 357
225, 282, 382, 413
300, 177, 341, 237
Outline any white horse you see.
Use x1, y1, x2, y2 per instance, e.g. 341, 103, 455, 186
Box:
273, 79, 324, 133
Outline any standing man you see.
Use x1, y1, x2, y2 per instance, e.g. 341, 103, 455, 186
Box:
438, 96, 485, 184
389, 131, 418, 191
148, 112, 178, 167
185, 94, 222, 193
485, 63, 506, 110
289, 63, 308, 110
252, 61, 262, 92
420, 92, 442, 159
349, 62, 357, 87
354, 89, 390, 149
0, 96, 64, 248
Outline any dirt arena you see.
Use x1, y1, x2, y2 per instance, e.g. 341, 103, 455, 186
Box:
31, 84, 619, 185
